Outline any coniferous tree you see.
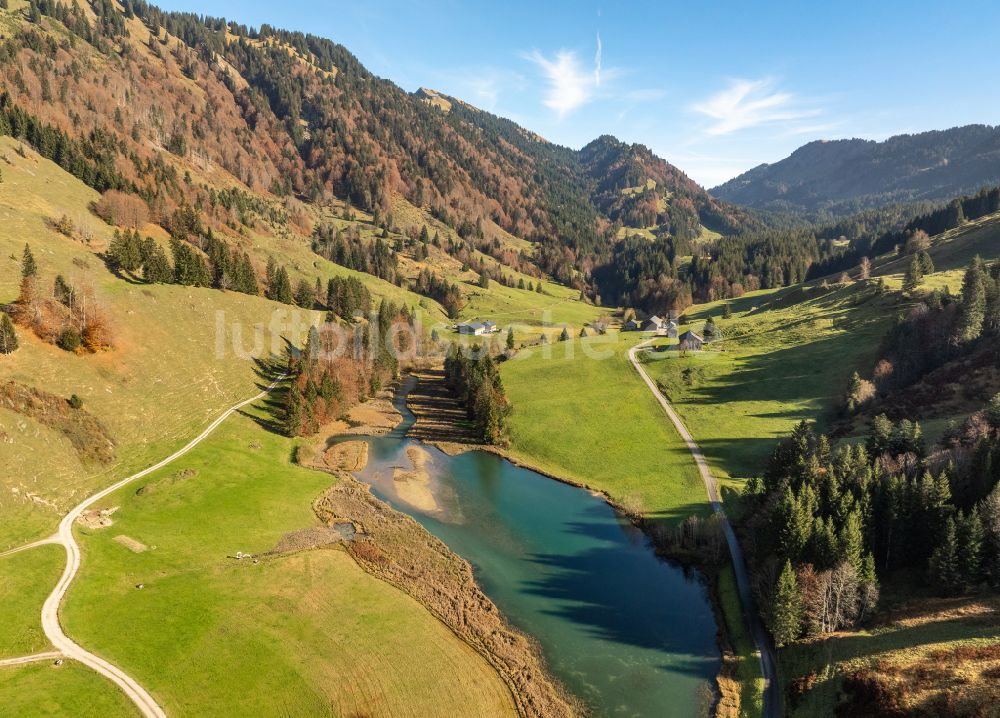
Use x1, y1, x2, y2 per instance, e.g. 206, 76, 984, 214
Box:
772, 560, 802, 647
53, 275, 73, 305
21, 243, 37, 279
294, 279, 314, 308
957, 509, 984, 591
959, 258, 987, 341
981, 484, 1000, 588
840, 509, 865, 574
559, 327, 570, 341
269, 266, 293, 304
928, 516, 960, 591
858, 552, 880, 621
916, 250, 934, 275
284, 382, 304, 436
140, 238, 173, 284
506, 327, 514, 350
0, 312, 18, 354
902, 255, 922, 294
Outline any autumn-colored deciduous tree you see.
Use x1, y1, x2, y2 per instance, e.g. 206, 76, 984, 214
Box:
95, 190, 150, 228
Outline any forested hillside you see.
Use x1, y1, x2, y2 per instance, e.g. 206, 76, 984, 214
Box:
0, 0, 887, 319
713, 125, 1000, 217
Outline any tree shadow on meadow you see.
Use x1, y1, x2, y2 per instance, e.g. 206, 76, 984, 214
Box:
781, 599, 1000, 679
235, 353, 289, 436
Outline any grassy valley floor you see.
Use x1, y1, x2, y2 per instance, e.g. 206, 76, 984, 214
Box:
500, 332, 710, 523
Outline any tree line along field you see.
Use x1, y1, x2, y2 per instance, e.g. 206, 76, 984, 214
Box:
0, 405, 519, 717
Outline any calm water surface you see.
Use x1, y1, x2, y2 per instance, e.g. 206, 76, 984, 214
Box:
345, 379, 720, 717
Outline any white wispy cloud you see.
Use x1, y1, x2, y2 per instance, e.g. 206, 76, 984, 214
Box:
691, 78, 820, 136
525, 49, 593, 118
525, 36, 609, 119
594, 33, 602, 87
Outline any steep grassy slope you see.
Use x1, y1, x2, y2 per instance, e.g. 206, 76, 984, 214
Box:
0, 138, 315, 547
869, 210, 1000, 292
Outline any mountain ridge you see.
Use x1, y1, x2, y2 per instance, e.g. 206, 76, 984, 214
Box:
712, 124, 1000, 216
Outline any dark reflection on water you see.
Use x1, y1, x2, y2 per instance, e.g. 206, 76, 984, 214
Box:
344, 378, 720, 717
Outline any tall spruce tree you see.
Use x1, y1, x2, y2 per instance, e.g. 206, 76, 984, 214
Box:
772, 560, 802, 647
902, 255, 922, 294
959, 258, 987, 341
981, 483, 1000, 588
928, 516, 960, 591
0, 312, 18, 354
21, 243, 37, 279
957, 509, 984, 591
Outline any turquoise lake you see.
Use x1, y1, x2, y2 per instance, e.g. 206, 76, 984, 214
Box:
346, 380, 721, 716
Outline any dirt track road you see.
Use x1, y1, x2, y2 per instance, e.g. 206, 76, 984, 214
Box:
3, 377, 283, 718
628, 340, 779, 718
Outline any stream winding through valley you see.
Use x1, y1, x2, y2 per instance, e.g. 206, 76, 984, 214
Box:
338, 378, 721, 716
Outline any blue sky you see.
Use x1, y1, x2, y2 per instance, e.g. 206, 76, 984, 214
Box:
158, 0, 1000, 187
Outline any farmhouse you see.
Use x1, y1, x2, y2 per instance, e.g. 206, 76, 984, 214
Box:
457, 320, 498, 335
678, 330, 704, 351
643, 315, 665, 332
623, 318, 643, 331
658, 320, 678, 338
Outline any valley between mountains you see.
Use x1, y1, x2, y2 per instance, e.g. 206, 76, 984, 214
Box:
2, 2, 1000, 717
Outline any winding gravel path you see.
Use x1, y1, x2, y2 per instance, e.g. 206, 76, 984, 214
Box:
628, 340, 779, 718
2, 377, 283, 718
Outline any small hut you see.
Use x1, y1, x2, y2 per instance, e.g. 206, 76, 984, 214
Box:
678, 330, 704, 351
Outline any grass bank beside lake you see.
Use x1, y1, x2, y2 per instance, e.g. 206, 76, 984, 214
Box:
500, 332, 711, 524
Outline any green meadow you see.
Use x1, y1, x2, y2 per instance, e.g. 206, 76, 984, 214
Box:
644, 282, 892, 481
0, 543, 63, 658
501, 332, 709, 522
0, 661, 139, 717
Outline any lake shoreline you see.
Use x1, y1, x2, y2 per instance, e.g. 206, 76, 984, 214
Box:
405, 368, 744, 718
299, 382, 581, 718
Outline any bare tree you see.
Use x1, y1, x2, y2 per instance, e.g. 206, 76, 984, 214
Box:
827, 561, 860, 631
859, 255, 871, 280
